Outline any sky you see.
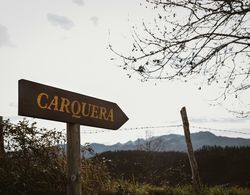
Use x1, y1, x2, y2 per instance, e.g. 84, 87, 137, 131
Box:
1, 0, 250, 144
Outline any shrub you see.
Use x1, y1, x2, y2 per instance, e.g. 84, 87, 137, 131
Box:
0, 119, 67, 194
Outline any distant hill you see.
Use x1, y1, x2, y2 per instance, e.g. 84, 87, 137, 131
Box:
90, 131, 250, 154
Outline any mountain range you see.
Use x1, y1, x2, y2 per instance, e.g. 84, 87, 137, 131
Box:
90, 131, 250, 154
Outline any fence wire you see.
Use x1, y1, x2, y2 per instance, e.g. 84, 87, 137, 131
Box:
2, 118, 250, 137
78, 124, 250, 136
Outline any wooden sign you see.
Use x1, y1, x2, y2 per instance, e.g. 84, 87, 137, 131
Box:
18, 79, 128, 130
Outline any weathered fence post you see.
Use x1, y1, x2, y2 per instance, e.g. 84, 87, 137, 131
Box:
0, 116, 5, 158
67, 123, 81, 195
180, 107, 201, 193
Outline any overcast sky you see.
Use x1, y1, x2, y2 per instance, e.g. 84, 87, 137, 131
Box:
1, 0, 250, 144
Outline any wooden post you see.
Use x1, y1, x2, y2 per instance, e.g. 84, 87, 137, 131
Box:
180, 107, 201, 192
67, 123, 81, 195
0, 116, 5, 158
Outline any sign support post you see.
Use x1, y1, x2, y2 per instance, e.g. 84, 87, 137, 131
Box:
67, 123, 81, 195
18, 79, 128, 195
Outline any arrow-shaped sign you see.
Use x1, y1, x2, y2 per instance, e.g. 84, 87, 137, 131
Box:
18, 79, 128, 130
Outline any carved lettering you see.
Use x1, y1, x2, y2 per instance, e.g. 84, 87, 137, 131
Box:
91, 104, 99, 119
47, 96, 59, 111
81, 102, 90, 117
99, 107, 107, 120
37, 92, 49, 109
59, 97, 70, 113
36, 93, 114, 122
71, 100, 81, 118
107, 109, 114, 122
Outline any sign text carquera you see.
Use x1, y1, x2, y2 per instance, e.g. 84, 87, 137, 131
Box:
18, 79, 128, 130
36, 92, 114, 122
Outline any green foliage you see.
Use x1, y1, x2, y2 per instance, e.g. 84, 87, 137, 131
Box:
201, 186, 250, 195
1, 119, 250, 194
95, 150, 191, 186
95, 147, 250, 187
0, 119, 67, 194
0, 119, 115, 195
81, 158, 112, 194
102, 182, 250, 195
196, 146, 250, 186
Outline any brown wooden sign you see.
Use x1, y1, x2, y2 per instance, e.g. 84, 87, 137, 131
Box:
18, 79, 128, 130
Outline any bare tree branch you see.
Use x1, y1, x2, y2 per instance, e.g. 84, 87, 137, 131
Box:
111, 0, 250, 115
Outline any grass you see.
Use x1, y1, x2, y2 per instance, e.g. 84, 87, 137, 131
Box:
99, 180, 250, 195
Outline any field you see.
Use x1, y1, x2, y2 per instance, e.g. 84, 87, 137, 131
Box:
1, 120, 250, 195
101, 183, 250, 195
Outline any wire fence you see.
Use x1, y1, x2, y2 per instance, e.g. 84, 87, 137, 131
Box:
2, 117, 250, 137
78, 123, 250, 137
190, 125, 250, 136
79, 124, 183, 134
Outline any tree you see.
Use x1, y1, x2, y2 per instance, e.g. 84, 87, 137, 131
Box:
0, 119, 67, 194
0, 119, 112, 194
136, 130, 164, 152
110, 0, 250, 115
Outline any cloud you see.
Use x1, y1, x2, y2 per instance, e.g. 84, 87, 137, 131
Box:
0, 24, 13, 47
47, 14, 74, 30
72, 0, 84, 6
89, 16, 99, 26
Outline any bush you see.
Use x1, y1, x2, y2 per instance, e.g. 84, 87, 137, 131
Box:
0, 119, 113, 194
0, 119, 67, 194
81, 158, 111, 194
